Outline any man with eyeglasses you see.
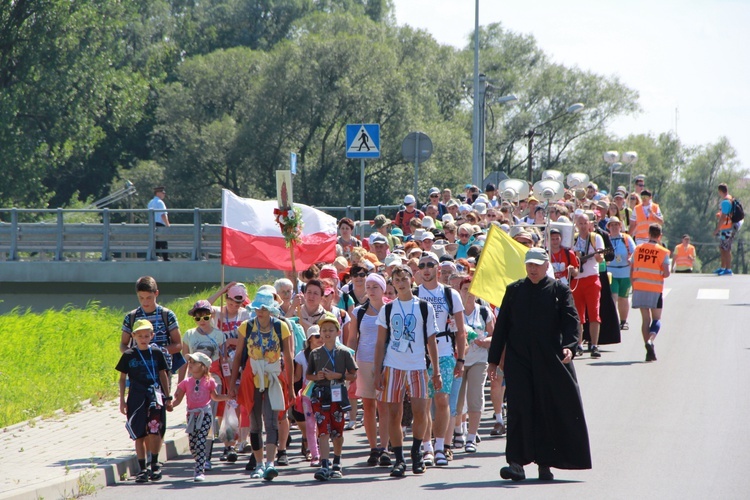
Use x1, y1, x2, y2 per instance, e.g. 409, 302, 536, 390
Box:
374, 265, 441, 477
633, 175, 646, 196
416, 252, 467, 467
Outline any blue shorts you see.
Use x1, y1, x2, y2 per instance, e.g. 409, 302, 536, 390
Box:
427, 355, 456, 397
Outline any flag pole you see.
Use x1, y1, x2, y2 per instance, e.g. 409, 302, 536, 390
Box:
289, 243, 298, 290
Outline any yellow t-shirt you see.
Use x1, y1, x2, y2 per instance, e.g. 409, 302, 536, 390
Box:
238, 319, 290, 387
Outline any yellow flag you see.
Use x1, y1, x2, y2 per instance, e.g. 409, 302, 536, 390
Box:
469, 225, 528, 307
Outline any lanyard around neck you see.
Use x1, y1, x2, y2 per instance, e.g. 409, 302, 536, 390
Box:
136, 346, 157, 382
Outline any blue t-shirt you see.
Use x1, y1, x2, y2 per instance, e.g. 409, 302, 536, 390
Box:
721, 198, 732, 215
607, 235, 636, 278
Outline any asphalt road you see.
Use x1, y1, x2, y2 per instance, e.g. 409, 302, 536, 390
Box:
94, 273, 750, 500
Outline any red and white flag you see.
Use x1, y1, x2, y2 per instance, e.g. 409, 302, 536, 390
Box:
221, 189, 337, 270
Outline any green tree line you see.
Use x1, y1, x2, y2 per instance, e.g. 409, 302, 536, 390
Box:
0, 0, 746, 270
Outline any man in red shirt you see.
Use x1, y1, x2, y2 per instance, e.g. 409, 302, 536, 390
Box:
394, 195, 425, 236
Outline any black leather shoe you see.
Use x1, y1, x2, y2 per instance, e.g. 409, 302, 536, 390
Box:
500, 463, 525, 481
538, 465, 554, 481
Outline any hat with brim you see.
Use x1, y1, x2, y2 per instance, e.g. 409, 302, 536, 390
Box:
525, 247, 549, 265
248, 290, 281, 316
189, 299, 213, 316
187, 351, 212, 369
391, 227, 404, 238
306, 324, 321, 339
132, 319, 154, 333
607, 216, 622, 227
318, 312, 341, 330
373, 214, 392, 228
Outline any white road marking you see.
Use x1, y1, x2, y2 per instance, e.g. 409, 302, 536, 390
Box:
696, 289, 730, 300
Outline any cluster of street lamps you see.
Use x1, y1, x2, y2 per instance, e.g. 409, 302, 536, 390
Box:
604, 150, 639, 194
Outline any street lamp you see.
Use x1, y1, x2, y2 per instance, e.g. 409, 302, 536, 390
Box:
479, 79, 517, 184
603, 150, 639, 193
471, 0, 481, 188
525, 103, 585, 182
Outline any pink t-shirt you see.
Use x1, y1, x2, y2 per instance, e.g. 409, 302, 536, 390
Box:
178, 376, 217, 410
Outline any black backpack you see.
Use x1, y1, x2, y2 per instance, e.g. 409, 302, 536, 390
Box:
126, 307, 185, 373
731, 198, 745, 223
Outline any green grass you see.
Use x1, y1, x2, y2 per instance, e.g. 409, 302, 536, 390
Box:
0, 287, 257, 428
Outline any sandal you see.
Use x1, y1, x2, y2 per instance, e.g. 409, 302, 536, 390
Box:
465, 441, 477, 453
620, 321, 629, 330
434, 450, 448, 466
390, 461, 407, 477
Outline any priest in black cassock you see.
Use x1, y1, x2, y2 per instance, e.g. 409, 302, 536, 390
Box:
488, 247, 592, 481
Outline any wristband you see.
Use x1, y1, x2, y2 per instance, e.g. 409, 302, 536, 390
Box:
456, 358, 465, 363
165, 396, 173, 401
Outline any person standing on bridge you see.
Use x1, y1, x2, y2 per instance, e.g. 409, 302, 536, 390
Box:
488, 247, 591, 481
630, 223, 671, 362
149, 186, 170, 261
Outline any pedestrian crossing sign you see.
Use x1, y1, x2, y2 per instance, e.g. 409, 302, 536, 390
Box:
346, 124, 380, 159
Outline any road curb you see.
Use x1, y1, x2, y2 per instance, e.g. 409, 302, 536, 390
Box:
0, 433, 190, 500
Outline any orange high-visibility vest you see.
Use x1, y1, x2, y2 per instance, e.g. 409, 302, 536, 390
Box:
633, 203, 661, 241
632, 242, 670, 293
673, 243, 696, 271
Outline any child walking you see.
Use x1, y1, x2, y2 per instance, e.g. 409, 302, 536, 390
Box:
116, 320, 172, 483
293, 325, 325, 466
172, 352, 229, 482
306, 312, 358, 481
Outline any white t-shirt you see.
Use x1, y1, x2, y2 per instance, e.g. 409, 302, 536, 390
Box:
376, 297, 438, 371
574, 233, 605, 278
417, 283, 464, 357
294, 349, 309, 375
211, 305, 251, 340
463, 306, 492, 366
182, 327, 226, 362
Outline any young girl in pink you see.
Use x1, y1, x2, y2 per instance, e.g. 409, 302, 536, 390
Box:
294, 325, 325, 467
172, 352, 229, 482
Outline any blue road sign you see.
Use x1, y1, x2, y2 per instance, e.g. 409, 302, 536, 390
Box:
290, 152, 297, 175
346, 124, 380, 159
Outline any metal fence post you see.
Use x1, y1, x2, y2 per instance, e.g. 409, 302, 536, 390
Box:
10, 208, 18, 261
101, 209, 111, 261
148, 210, 156, 261
193, 208, 201, 261
55, 208, 64, 261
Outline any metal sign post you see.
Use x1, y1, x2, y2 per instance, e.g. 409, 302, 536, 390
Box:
346, 124, 381, 238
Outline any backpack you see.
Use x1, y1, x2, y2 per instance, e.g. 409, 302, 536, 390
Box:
126, 307, 185, 373
595, 227, 616, 262
731, 198, 745, 223
240, 318, 284, 369
286, 317, 306, 356
355, 299, 371, 339
384, 299, 432, 368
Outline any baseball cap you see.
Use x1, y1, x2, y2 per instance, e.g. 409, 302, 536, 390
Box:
132, 319, 153, 333
187, 352, 212, 369
188, 299, 213, 316
227, 284, 248, 302
473, 202, 487, 215
372, 214, 392, 228
404, 194, 416, 205
384, 253, 403, 267
318, 311, 341, 330
525, 247, 549, 265
306, 324, 321, 339
428, 187, 440, 196
549, 227, 562, 235
371, 233, 388, 245
419, 231, 435, 241
485, 183, 496, 192
442, 213, 455, 224
419, 251, 439, 264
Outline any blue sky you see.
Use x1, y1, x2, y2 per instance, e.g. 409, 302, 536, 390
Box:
392, 0, 749, 170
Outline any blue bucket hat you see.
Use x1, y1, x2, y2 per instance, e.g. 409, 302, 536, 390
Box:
247, 290, 281, 316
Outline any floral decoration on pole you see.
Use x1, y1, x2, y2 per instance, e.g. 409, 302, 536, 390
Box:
273, 205, 304, 247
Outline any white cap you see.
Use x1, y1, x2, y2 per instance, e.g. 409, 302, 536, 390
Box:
422, 216, 436, 229
404, 194, 416, 205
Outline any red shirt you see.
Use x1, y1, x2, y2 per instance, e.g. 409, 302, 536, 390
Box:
550, 247, 579, 285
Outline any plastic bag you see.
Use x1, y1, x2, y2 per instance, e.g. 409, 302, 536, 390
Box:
218, 400, 239, 443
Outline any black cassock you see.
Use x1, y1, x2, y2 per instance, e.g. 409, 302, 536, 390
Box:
488, 276, 592, 470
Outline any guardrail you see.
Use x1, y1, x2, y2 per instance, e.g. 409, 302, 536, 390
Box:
0, 204, 402, 262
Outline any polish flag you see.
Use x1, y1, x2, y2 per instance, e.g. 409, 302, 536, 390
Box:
221, 189, 338, 270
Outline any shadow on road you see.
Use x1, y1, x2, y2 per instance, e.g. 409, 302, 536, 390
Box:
587, 361, 645, 366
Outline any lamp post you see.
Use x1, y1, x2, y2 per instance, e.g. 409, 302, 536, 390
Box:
603, 150, 638, 193
480, 82, 516, 185
471, 0, 481, 188
525, 103, 585, 182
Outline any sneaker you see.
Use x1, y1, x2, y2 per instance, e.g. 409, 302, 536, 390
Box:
500, 462, 526, 481
719, 269, 733, 276
491, 422, 506, 436
194, 473, 205, 482
311, 457, 321, 468
219, 446, 229, 461
713, 267, 725, 274
465, 441, 477, 453
250, 465, 265, 479
575, 345, 584, 358
276, 450, 289, 466
367, 448, 380, 466
344, 421, 356, 431
226, 447, 238, 463
538, 465, 554, 481
135, 469, 149, 483
149, 464, 162, 481
245, 455, 257, 471
204, 460, 212, 471
389, 461, 406, 477
378, 449, 392, 466
423, 451, 435, 466
645, 342, 657, 362
314, 467, 330, 481
263, 464, 278, 481
434, 450, 448, 467
590, 345, 601, 359
238, 441, 251, 453
330, 464, 343, 479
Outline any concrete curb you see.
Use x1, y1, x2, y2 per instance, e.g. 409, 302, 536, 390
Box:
0, 433, 190, 500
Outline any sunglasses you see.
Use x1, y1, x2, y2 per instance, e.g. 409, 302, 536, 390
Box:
194, 378, 201, 393
430, 194, 439, 198
418, 262, 437, 269
636, 183, 644, 186
352, 271, 367, 278
194, 315, 211, 322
